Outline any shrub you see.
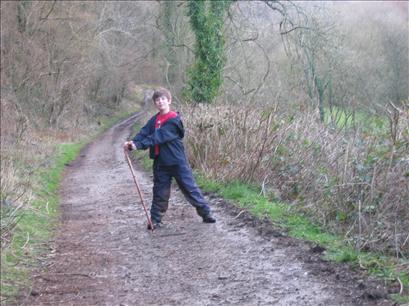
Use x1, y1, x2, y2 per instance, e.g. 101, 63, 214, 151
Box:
181, 102, 409, 257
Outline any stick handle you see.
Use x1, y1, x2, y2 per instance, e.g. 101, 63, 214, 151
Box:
124, 148, 154, 231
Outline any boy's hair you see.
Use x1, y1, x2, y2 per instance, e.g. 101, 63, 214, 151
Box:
152, 87, 172, 102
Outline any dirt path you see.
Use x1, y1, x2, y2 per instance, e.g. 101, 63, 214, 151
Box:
22, 113, 393, 306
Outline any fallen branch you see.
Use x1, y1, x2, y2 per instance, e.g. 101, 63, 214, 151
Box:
234, 210, 246, 219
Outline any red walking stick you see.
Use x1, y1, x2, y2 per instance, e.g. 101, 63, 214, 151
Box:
124, 148, 154, 231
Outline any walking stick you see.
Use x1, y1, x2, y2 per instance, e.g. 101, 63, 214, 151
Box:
124, 148, 154, 231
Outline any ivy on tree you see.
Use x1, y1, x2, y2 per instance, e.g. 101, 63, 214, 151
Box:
184, 0, 231, 104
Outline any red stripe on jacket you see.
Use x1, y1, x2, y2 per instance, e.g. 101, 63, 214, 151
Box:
155, 111, 178, 156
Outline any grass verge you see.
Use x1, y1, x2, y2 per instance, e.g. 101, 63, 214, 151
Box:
0, 109, 139, 304
0, 143, 82, 304
195, 175, 409, 304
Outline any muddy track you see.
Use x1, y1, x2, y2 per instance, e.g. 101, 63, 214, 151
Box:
21, 112, 394, 306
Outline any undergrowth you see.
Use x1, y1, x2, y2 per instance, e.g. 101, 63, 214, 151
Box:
181, 103, 409, 258
0, 102, 140, 303
195, 175, 409, 303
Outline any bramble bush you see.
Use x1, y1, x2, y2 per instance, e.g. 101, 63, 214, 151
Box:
181, 102, 409, 257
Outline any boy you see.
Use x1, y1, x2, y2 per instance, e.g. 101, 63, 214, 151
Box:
124, 88, 216, 230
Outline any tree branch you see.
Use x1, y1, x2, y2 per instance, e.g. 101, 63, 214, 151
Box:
40, 0, 57, 21
280, 26, 313, 35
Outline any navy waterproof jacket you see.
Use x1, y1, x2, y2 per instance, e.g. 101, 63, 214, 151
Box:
132, 113, 187, 166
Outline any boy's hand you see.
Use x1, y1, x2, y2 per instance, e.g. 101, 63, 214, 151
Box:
123, 141, 136, 151
134, 141, 143, 150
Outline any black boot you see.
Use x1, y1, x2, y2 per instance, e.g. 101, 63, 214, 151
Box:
202, 214, 216, 223
147, 221, 162, 230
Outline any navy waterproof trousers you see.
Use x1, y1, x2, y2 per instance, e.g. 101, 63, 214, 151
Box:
151, 160, 211, 223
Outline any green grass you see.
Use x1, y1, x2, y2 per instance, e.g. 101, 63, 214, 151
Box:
195, 174, 409, 303
1, 143, 82, 303
324, 105, 389, 134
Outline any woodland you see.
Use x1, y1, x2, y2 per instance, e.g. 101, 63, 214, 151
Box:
1, 0, 408, 301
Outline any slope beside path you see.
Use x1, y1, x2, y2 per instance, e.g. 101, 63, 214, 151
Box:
22, 113, 391, 305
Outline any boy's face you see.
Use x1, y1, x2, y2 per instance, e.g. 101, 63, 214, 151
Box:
154, 95, 171, 114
